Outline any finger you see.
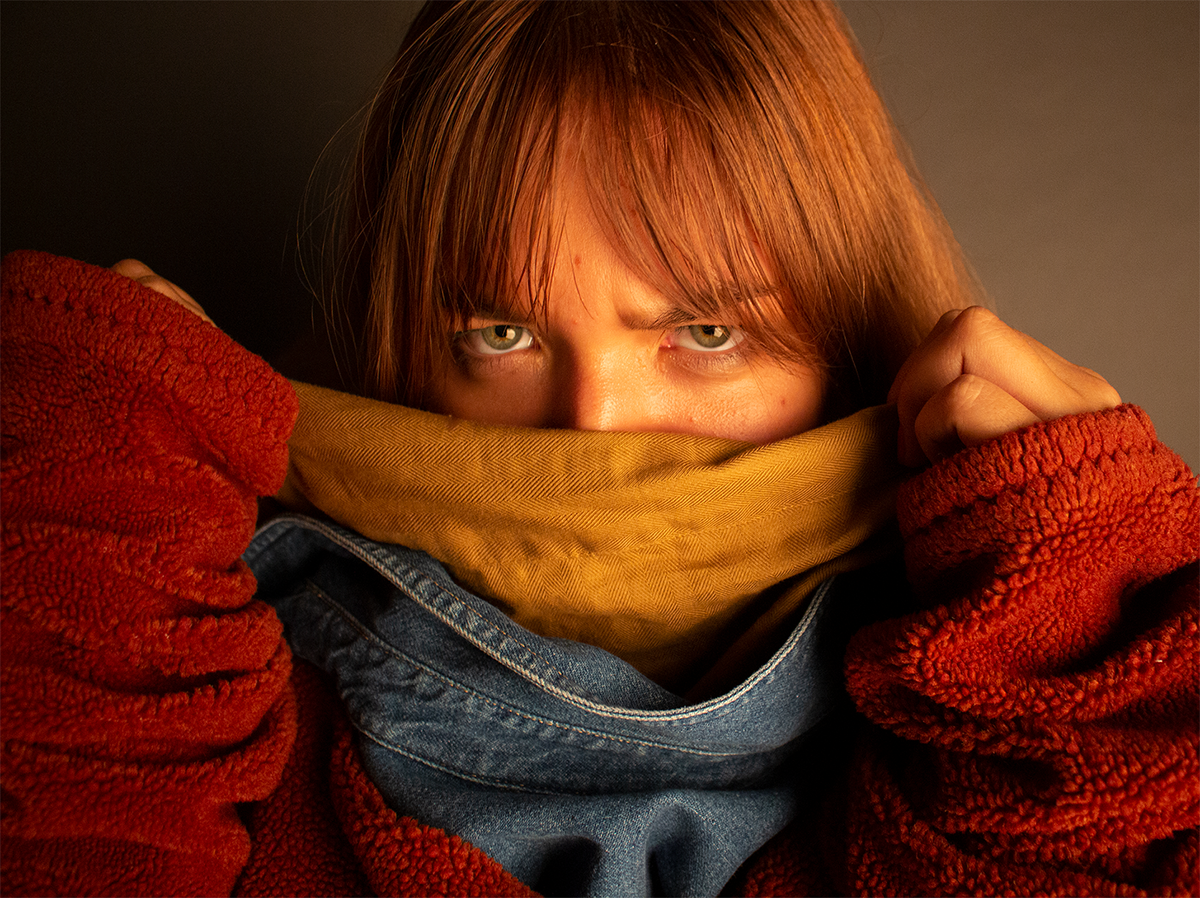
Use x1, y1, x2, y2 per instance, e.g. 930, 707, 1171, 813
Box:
891, 307, 1056, 420
111, 259, 211, 323
891, 306, 1114, 444
909, 373, 1040, 466
890, 308, 1009, 462
886, 307, 966, 406
110, 258, 156, 280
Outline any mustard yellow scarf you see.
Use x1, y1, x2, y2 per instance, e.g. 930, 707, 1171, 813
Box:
276, 382, 905, 694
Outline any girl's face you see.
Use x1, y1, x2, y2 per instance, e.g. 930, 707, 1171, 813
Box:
425, 156, 825, 443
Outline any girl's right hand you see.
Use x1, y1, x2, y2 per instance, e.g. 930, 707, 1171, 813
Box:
110, 259, 212, 323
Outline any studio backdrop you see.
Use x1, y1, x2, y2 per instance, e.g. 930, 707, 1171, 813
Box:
3, 0, 1196, 470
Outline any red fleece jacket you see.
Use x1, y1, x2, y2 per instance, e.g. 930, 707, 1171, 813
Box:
2, 251, 1197, 896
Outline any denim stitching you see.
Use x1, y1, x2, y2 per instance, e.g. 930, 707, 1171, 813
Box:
300, 577, 771, 759
282, 516, 581, 691
359, 539, 585, 694
253, 515, 829, 723
396, 556, 829, 724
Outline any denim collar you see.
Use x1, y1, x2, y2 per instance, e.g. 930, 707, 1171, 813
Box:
247, 516, 862, 897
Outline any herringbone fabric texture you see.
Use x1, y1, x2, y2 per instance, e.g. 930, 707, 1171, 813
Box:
279, 384, 905, 691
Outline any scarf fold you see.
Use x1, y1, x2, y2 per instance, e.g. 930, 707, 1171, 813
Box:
277, 382, 905, 692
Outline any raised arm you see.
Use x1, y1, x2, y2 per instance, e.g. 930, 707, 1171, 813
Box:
1, 251, 299, 896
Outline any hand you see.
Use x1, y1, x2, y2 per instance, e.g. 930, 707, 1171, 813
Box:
110, 259, 211, 324
888, 306, 1121, 466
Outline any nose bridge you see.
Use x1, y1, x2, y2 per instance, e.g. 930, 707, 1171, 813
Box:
556, 346, 649, 433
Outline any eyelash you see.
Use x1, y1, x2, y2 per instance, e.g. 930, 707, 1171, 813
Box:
452, 323, 750, 371
457, 324, 536, 356
668, 324, 746, 353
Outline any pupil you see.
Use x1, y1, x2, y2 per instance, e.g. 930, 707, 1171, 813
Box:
691, 324, 730, 348
481, 324, 522, 350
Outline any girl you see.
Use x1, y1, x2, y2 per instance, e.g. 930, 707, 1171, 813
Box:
3, 2, 1196, 896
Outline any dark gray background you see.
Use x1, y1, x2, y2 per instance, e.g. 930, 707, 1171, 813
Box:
3, 1, 1196, 470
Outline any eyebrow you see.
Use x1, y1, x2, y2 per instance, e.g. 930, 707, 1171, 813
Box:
468, 299, 537, 326
624, 288, 771, 330
468, 286, 767, 330
623, 307, 699, 330
467, 301, 706, 330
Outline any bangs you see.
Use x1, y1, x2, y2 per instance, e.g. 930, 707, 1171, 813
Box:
435, 2, 828, 371
342, 1, 974, 408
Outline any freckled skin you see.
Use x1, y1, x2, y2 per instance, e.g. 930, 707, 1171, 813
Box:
425, 157, 826, 443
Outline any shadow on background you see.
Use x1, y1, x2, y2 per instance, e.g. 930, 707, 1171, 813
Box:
2, 1, 421, 363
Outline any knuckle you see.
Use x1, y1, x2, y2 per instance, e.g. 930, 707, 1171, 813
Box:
941, 373, 988, 413
948, 305, 1000, 338
137, 275, 182, 303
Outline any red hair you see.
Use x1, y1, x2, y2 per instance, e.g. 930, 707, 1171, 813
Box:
326, 0, 979, 414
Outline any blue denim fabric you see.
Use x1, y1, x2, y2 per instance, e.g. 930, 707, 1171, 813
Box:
246, 514, 849, 898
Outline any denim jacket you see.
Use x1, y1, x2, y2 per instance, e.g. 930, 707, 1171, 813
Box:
247, 514, 866, 898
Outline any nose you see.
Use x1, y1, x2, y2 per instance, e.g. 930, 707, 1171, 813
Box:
551, 352, 659, 434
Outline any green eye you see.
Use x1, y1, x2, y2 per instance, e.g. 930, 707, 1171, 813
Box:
461, 324, 534, 356
676, 324, 745, 352
481, 325, 525, 350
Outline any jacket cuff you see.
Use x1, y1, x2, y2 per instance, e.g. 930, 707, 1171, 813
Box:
898, 404, 1198, 598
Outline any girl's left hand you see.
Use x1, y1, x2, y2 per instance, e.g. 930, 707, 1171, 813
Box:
888, 306, 1122, 466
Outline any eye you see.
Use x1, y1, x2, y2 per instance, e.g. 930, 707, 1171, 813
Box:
672, 324, 745, 352
459, 324, 535, 356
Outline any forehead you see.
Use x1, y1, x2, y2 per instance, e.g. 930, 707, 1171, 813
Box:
471, 101, 772, 322
479, 168, 768, 331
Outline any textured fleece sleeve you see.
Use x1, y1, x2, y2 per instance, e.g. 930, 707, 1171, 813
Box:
1, 251, 300, 896
840, 406, 1199, 896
